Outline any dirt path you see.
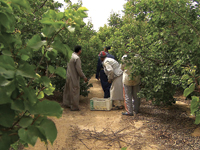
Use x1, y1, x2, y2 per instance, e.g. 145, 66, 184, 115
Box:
26, 75, 200, 150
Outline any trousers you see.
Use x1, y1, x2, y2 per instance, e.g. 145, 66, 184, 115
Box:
124, 84, 140, 114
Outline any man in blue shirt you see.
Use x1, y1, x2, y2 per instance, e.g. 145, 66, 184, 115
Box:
96, 46, 115, 98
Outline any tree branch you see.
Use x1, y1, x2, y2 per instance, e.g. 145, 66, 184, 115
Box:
10, 110, 28, 129
33, 0, 48, 14
171, 11, 200, 37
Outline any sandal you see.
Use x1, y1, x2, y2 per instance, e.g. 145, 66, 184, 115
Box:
122, 112, 133, 116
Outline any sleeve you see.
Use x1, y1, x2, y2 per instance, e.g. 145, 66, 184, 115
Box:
104, 62, 114, 80
75, 57, 86, 78
95, 57, 101, 79
121, 56, 125, 71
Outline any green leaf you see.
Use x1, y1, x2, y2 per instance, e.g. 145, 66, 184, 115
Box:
41, 76, 51, 87
181, 74, 189, 81
18, 127, 38, 146
48, 65, 55, 73
66, 45, 73, 59
77, 7, 88, 12
55, 67, 66, 79
183, 83, 195, 97
1, 79, 16, 96
16, 63, 36, 78
121, 147, 127, 150
43, 10, 57, 20
32, 100, 63, 118
0, 32, 15, 46
16, 75, 26, 87
195, 113, 200, 125
188, 78, 193, 85
0, 134, 12, 150
27, 35, 47, 51
11, 88, 20, 100
190, 96, 199, 115
0, 90, 12, 104
43, 85, 55, 96
0, 76, 11, 86
40, 19, 64, 30
19, 117, 33, 128
42, 25, 56, 37
0, 12, 13, 31
40, 19, 54, 25
0, 67, 15, 79
47, 50, 57, 60
11, 0, 31, 12
19, 47, 32, 57
11, 99, 25, 111
31, 125, 47, 142
52, 40, 67, 56
38, 119, 57, 144
57, 12, 64, 20
21, 54, 30, 61
0, 104, 15, 127
37, 91, 44, 99
23, 87, 38, 105
2, 50, 12, 56
32, 116, 47, 126
1, 1, 10, 8
78, 11, 88, 18
0, 55, 15, 70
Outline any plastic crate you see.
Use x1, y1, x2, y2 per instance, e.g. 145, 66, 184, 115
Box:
90, 97, 112, 111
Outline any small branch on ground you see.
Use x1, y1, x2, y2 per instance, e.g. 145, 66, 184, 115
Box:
70, 125, 136, 149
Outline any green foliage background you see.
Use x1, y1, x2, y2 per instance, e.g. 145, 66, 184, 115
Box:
2, 0, 200, 149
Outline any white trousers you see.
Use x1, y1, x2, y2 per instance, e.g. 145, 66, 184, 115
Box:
124, 84, 140, 114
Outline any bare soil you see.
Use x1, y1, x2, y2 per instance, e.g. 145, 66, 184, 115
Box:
26, 75, 200, 150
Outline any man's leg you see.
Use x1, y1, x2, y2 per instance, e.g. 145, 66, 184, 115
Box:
104, 83, 111, 98
124, 85, 133, 114
100, 70, 110, 98
132, 84, 140, 114
63, 79, 71, 108
70, 86, 80, 110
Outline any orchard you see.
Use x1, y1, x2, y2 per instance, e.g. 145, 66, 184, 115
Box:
0, 0, 200, 149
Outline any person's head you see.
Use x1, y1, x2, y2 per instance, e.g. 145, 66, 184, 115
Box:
98, 51, 107, 61
104, 46, 111, 52
74, 45, 82, 55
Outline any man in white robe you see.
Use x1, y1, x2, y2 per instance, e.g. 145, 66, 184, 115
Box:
63, 45, 88, 111
98, 51, 124, 109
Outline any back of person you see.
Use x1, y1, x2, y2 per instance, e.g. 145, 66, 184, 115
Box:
67, 52, 83, 87
106, 52, 115, 59
103, 57, 123, 78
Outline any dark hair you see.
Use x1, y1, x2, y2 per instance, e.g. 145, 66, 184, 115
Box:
105, 46, 111, 51
74, 45, 82, 53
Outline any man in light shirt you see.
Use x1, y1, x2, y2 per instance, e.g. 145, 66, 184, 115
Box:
98, 51, 124, 109
121, 53, 141, 116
